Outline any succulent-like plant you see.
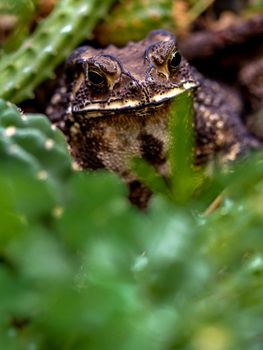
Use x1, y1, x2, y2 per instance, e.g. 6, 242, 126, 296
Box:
0, 0, 115, 103
0, 99, 72, 190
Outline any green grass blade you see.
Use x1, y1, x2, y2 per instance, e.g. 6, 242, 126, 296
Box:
168, 90, 196, 203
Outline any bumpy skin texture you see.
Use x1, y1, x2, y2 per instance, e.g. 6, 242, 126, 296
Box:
193, 69, 259, 164
239, 57, 263, 112
47, 30, 259, 206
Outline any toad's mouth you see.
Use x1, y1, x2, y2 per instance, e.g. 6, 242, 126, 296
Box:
69, 80, 197, 116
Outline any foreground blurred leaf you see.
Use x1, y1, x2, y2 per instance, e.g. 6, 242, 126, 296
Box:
0, 97, 263, 349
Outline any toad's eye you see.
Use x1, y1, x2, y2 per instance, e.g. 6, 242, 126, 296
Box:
169, 51, 181, 70
87, 69, 107, 86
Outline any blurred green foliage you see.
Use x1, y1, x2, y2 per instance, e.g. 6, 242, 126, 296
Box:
0, 98, 263, 349
248, 0, 263, 11
0, 0, 37, 53
0, 0, 36, 14
94, 0, 216, 46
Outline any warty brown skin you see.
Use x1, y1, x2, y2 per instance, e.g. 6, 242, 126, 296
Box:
47, 30, 260, 207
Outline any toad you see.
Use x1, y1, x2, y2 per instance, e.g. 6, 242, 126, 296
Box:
47, 30, 260, 207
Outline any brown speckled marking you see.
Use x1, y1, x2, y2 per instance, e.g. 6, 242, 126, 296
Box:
139, 132, 165, 165
128, 180, 152, 209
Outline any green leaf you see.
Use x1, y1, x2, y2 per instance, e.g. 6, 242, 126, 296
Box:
168, 90, 196, 202
130, 157, 170, 197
